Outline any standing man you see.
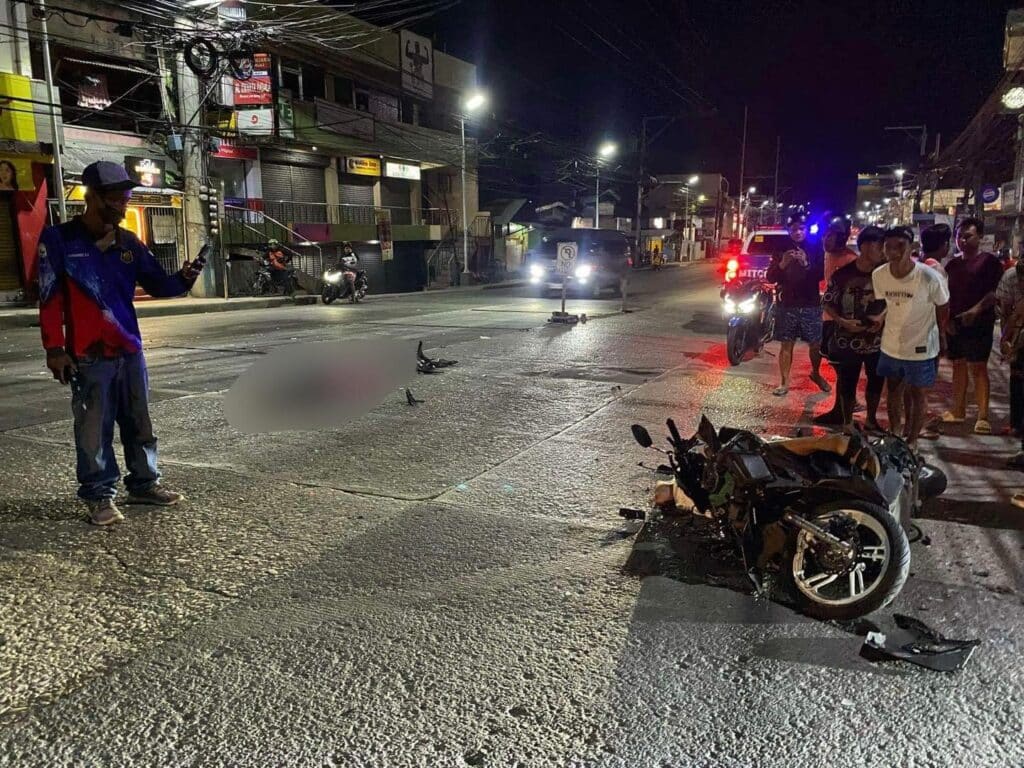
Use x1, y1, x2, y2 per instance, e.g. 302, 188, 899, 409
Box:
942, 218, 1004, 434
997, 257, 1024, 466
815, 218, 859, 424
38, 161, 204, 525
767, 213, 830, 396
821, 226, 887, 430
871, 226, 950, 450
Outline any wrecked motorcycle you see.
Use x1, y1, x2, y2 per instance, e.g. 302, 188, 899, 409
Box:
628, 416, 947, 621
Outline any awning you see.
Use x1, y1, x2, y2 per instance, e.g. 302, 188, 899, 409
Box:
484, 198, 528, 226
60, 141, 178, 179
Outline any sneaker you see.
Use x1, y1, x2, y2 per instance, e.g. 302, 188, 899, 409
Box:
87, 499, 124, 526
125, 485, 185, 506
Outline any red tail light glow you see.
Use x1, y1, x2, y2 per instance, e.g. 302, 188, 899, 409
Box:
727, 259, 739, 272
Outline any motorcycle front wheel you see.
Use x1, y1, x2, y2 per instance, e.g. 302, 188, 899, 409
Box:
785, 500, 910, 621
726, 322, 748, 366
321, 285, 336, 304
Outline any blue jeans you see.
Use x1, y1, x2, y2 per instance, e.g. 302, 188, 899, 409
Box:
71, 352, 159, 501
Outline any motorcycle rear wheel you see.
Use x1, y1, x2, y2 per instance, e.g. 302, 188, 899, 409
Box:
726, 323, 747, 366
785, 500, 910, 621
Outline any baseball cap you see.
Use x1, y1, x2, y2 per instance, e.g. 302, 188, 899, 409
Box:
82, 161, 136, 192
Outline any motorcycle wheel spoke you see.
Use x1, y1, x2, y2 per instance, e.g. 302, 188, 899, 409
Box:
858, 545, 887, 563
848, 567, 866, 599
804, 572, 838, 592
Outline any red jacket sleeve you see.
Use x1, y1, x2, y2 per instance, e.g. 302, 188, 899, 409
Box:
36, 229, 66, 351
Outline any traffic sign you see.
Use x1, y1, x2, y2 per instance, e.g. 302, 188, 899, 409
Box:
556, 242, 578, 275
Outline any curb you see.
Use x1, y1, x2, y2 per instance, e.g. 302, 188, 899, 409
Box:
0, 295, 319, 330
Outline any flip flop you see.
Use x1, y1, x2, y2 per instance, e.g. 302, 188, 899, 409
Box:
1012, 492, 1024, 509
974, 419, 993, 435
772, 386, 789, 397
941, 411, 965, 424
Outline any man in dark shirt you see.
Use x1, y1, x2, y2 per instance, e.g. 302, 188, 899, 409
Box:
766, 213, 829, 396
942, 218, 1004, 434
821, 226, 887, 429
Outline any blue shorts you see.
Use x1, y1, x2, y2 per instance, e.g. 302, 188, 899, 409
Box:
876, 352, 938, 388
775, 306, 822, 344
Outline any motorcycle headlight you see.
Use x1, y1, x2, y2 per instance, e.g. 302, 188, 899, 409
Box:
529, 264, 546, 279
324, 272, 342, 284
739, 298, 757, 314
723, 298, 737, 314
574, 264, 593, 279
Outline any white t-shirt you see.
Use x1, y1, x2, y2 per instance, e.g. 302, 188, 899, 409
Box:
872, 262, 950, 361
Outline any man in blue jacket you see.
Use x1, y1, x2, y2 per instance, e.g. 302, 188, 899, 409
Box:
38, 161, 205, 525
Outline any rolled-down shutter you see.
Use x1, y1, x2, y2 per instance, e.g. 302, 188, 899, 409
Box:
381, 178, 410, 224
338, 175, 375, 225
0, 198, 21, 292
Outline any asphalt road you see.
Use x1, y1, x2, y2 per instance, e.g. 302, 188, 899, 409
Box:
1, 263, 1023, 767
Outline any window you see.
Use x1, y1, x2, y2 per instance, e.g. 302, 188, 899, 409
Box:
53, 50, 164, 133
401, 96, 417, 125
279, 61, 300, 97
302, 65, 325, 101
333, 76, 353, 106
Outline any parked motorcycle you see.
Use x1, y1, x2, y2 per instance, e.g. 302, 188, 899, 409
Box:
628, 415, 947, 620
321, 257, 368, 304
722, 265, 775, 366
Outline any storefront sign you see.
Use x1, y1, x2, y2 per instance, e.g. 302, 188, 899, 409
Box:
229, 52, 272, 106
385, 161, 421, 181
0, 154, 35, 191
1002, 181, 1020, 214
77, 73, 111, 110
237, 108, 275, 136
400, 30, 434, 100
124, 156, 165, 188
0, 73, 37, 143
982, 184, 1001, 212
345, 157, 381, 177
212, 139, 257, 160
376, 208, 394, 262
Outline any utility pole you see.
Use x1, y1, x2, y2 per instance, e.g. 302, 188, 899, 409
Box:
37, 0, 65, 221
738, 105, 748, 238
633, 119, 647, 259
175, 15, 214, 297
773, 135, 781, 224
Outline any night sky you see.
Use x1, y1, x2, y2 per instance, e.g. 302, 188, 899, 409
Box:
417, 0, 1020, 211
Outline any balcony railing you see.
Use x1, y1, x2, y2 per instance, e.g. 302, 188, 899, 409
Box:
251, 201, 461, 229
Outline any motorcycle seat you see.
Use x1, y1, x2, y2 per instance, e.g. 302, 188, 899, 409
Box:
770, 434, 881, 479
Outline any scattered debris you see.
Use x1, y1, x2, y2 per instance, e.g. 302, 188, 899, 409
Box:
618, 507, 646, 521
860, 613, 980, 672
416, 341, 458, 374
405, 388, 424, 406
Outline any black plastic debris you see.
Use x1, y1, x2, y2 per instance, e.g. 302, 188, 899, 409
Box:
618, 507, 646, 521
416, 341, 458, 374
859, 613, 980, 672
405, 388, 424, 406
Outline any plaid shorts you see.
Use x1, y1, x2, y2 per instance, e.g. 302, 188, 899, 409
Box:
774, 306, 822, 344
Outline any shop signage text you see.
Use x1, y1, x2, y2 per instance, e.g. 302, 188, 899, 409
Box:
124, 156, 165, 188
385, 161, 421, 180
345, 157, 381, 177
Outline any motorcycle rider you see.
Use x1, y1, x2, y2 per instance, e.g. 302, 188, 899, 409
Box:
266, 239, 293, 293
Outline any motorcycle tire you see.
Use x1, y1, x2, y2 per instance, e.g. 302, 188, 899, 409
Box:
321, 286, 336, 305
726, 323, 747, 366
784, 499, 910, 622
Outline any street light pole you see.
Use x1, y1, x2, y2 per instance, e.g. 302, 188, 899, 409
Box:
595, 164, 601, 229
738, 105, 748, 238
461, 114, 469, 276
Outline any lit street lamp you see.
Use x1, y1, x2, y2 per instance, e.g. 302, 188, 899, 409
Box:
460, 90, 487, 276
1004, 86, 1024, 110
595, 141, 617, 229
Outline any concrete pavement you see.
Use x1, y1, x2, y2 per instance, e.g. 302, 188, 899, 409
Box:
1, 265, 1023, 767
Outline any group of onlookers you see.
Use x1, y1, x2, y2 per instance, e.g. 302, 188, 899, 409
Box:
768, 213, 1021, 456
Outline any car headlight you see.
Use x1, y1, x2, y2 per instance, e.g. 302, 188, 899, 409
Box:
529, 264, 546, 278
574, 264, 593, 279
739, 298, 757, 314
723, 298, 737, 314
